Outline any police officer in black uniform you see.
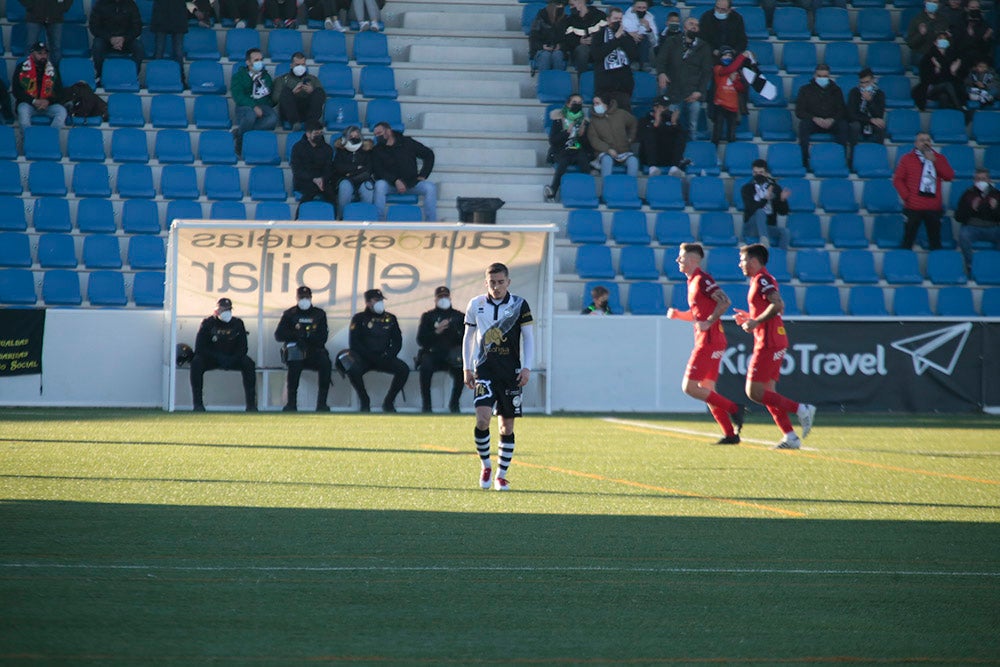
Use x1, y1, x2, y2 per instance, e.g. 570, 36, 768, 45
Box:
190, 297, 257, 412
346, 288, 410, 413
274, 285, 333, 412
416, 286, 465, 414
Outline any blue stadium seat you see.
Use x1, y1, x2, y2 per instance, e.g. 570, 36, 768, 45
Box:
267, 30, 303, 62
654, 211, 693, 245
661, 249, 685, 281
829, 214, 868, 249
699, 212, 738, 246
76, 198, 116, 233
627, 281, 666, 315
757, 108, 795, 142
155, 129, 195, 164
981, 288, 1000, 315
311, 30, 349, 64
601, 175, 641, 209
42, 270, 83, 306
815, 7, 851, 39
747, 41, 777, 75
848, 285, 888, 316
203, 165, 244, 201
683, 141, 721, 176
929, 109, 969, 143
926, 250, 967, 285
783, 178, 815, 212
342, 202, 379, 220
325, 98, 361, 131
150, 94, 189, 128
560, 173, 599, 208
319, 64, 356, 98
583, 280, 623, 314
619, 246, 659, 280
297, 201, 334, 220
225, 28, 260, 60
917, 217, 957, 250
108, 93, 145, 127
941, 145, 975, 180
537, 70, 574, 104
184, 27, 220, 60
787, 213, 824, 248
936, 286, 976, 316
852, 143, 891, 178
767, 247, 791, 282
198, 130, 239, 165
688, 176, 729, 210
863, 180, 902, 213
705, 246, 744, 282
819, 179, 859, 213
631, 71, 658, 106
824, 42, 860, 76
145, 60, 185, 93
111, 128, 150, 163
248, 166, 287, 201
566, 210, 606, 243
254, 202, 292, 220
972, 112, 1000, 144
166, 200, 203, 226
865, 42, 903, 76
773, 7, 810, 39
644, 176, 684, 210
23, 126, 62, 161
67, 127, 106, 162
121, 199, 161, 234
858, 8, 894, 41
575, 244, 615, 279
887, 109, 921, 143
60, 57, 96, 89
353, 31, 391, 65
0, 127, 16, 161
748, 75, 787, 108
87, 270, 127, 306
285, 131, 304, 163
668, 282, 688, 311
779, 283, 800, 315
719, 282, 748, 315
578, 71, 595, 102
242, 131, 281, 166
32, 198, 72, 233
947, 180, 971, 214
795, 249, 835, 283
0, 198, 27, 232
838, 249, 879, 284
611, 210, 651, 244
116, 165, 156, 200
803, 285, 843, 315
882, 249, 923, 284
132, 271, 165, 307
892, 286, 932, 316
810, 143, 849, 177
971, 250, 1000, 285
127, 236, 166, 270
83, 234, 122, 269
160, 165, 200, 199
210, 201, 248, 220
386, 204, 422, 221
742, 7, 768, 40
188, 61, 226, 95
29, 162, 66, 197
0, 269, 38, 305
722, 142, 758, 177
782, 42, 817, 74
880, 75, 913, 108
63, 0, 86, 22
766, 143, 806, 177
0, 164, 24, 197
872, 214, 904, 248
364, 99, 404, 132
101, 59, 139, 92
194, 96, 232, 129
70, 163, 111, 198
521, 2, 544, 34
0, 233, 32, 267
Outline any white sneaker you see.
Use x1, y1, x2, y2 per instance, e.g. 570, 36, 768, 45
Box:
324, 17, 334, 29
589, 158, 601, 170
797, 403, 816, 439
775, 433, 801, 450
494, 476, 510, 491
479, 467, 492, 490
667, 166, 683, 177
647, 166, 661, 177
371, 21, 383, 32
759, 235, 770, 248
235, 19, 246, 28
331, 18, 347, 31
359, 20, 371, 31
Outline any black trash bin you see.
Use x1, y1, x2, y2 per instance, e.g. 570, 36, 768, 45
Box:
456, 197, 505, 224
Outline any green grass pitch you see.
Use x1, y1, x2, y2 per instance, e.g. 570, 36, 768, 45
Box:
1, 409, 998, 664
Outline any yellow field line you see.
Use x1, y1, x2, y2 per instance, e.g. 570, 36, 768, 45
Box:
420, 444, 805, 518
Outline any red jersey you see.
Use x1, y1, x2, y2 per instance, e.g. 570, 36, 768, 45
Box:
687, 267, 727, 349
747, 269, 788, 350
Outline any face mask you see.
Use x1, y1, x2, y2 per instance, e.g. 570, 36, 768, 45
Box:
251, 60, 264, 72
936, 39, 949, 49
685, 29, 697, 40
345, 138, 362, 152
593, 104, 607, 115
372, 301, 385, 315
925, 2, 937, 12
721, 57, 732, 65
969, 9, 982, 20
861, 84, 876, 93
667, 23, 680, 33
815, 76, 830, 87
714, 10, 727, 19
975, 180, 991, 192
375, 134, 386, 145
753, 174, 768, 184
635, 10, 646, 18
568, 102, 583, 113
298, 298, 311, 310
309, 132, 323, 144
609, 21, 622, 30
437, 298, 451, 310
218, 310, 233, 323
292, 64, 307, 77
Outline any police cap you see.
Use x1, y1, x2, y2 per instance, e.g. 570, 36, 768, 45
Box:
364, 288, 385, 301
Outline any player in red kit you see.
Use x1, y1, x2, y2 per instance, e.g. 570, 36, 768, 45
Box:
667, 243, 745, 444
735, 243, 816, 449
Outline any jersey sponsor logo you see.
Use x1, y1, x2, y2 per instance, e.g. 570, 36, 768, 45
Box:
483, 326, 507, 349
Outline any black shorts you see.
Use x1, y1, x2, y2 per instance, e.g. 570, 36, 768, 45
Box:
473, 369, 522, 418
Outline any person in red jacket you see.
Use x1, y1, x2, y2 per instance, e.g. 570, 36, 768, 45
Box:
892, 132, 955, 250
710, 46, 748, 145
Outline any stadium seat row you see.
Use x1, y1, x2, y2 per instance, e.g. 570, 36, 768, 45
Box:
0, 232, 165, 271
0, 268, 164, 307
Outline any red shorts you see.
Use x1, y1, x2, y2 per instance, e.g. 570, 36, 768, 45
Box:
748, 346, 786, 384
684, 345, 725, 383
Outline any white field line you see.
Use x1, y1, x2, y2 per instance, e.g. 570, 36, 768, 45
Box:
602, 417, 819, 450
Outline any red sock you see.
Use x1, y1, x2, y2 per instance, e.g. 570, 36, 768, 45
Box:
761, 390, 799, 415
766, 404, 794, 434
709, 405, 735, 437
705, 391, 737, 414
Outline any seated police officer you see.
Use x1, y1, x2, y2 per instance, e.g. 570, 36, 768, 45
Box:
274, 285, 333, 412
190, 297, 257, 412
346, 289, 410, 413
416, 286, 465, 414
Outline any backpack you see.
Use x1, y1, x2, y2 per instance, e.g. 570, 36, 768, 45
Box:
67, 82, 108, 121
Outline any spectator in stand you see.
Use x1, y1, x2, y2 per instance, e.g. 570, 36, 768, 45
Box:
622, 0, 658, 72
22, 0, 70, 66
913, 31, 963, 110
563, 0, 606, 73
354, 0, 384, 32
220, 0, 259, 28
592, 6, 638, 111
966, 60, 999, 108
906, 1, 951, 67
587, 95, 638, 178
741, 158, 791, 249
12, 41, 66, 128
698, 0, 747, 57
371, 122, 437, 222
150, 0, 190, 69
954, 168, 1000, 271
955, 0, 994, 76
544, 93, 592, 201
939, 0, 967, 35
710, 46, 748, 145
291, 120, 336, 211
333, 125, 376, 219
655, 16, 713, 141
846, 68, 887, 148
231, 48, 277, 155
638, 94, 689, 177
582, 285, 613, 315
893, 132, 955, 251
89, 0, 144, 85
273, 53, 325, 130
658, 11, 682, 47
263, 0, 298, 29
530, 0, 568, 72
795, 64, 847, 171
305, 0, 348, 32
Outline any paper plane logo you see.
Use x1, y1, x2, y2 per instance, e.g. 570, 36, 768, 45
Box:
890, 322, 973, 376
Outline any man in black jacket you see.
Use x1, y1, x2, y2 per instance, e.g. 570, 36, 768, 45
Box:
89, 0, 144, 83
795, 63, 847, 170
955, 169, 1000, 271
23, 0, 71, 65
698, 0, 747, 56
655, 17, 713, 140
371, 122, 437, 221
846, 68, 886, 147
190, 297, 257, 412
416, 286, 465, 414
333, 125, 375, 219
274, 286, 333, 412
740, 158, 791, 249
291, 120, 336, 212
592, 6, 638, 111
346, 289, 410, 413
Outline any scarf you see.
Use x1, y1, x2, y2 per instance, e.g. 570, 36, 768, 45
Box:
916, 149, 937, 196
754, 180, 773, 215
602, 26, 629, 70
563, 108, 584, 150
250, 71, 271, 100
18, 57, 56, 100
